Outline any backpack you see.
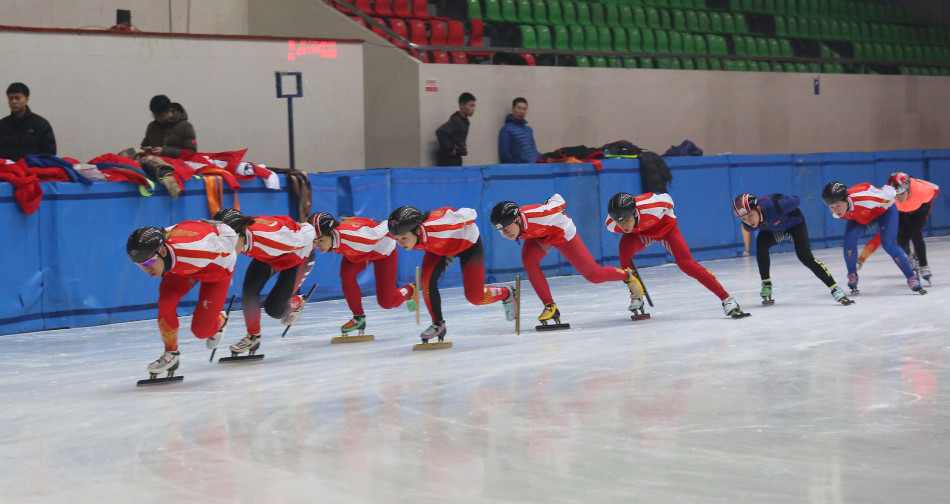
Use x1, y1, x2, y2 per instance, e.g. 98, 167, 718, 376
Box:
637, 150, 673, 194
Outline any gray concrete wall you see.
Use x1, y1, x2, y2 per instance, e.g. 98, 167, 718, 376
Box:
0, 28, 364, 169
420, 64, 950, 167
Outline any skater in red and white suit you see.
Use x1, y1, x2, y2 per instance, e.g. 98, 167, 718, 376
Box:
489, 194, 642, 323
605, 192, 745, 317
126, 220, 238, 375
387, 205, 516, 342
214, 209, 316, 356
308, 212, 415, 335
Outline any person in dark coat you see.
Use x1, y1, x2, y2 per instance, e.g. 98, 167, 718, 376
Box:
141, 94, 197, 159
498, 97, 540, 164
0, 82, 56, 160
435, 92, 476, 166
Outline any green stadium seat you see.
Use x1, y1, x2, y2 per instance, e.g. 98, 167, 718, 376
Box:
517, 0, 534, 23
655, 29, 670, 52
569, 25, 585, 50
763, 0, 775, 14
710, 12, 723, 33
771, 61, 783, 71
698, 11, 710, 32
576, 55, 591, 67
619, 5, 635, 28
628, 28, 643, 51
693, 34, 707, 53
605, 3, 621, 28
532, 0, 548, 24
735, 13, 748, 34
592, 55, 608, 67
669, 30, 683, 52
483, 0, 503, 23
775, 0, 787, 14
661, 9, 672, 30
591, 2, 607, 26
673, 10, 686, 31
686, 10, 699, 32
576, 2, 592, 26
546, 0, 562, 24
683, 33, 695, 53
722, 12, 736, 34
779, 39, 792, 57
519, 25, 538, 48
733, 36, 748, 55
892, 45, 905, 62
696, 58, 709, 70
744, 35, 758, 55
640, 57, 655, 68
796, 62, 808, 72
646, 8, 661, 29
536, 25, 553, 49
709, 58, 722, 70
553, 24, 570, 49
681, 57, 695, 69
783, 61, 796, 71
501, 0, 519, 22
808, 19, 820, 39
775, 16, 788, 37
757, 37, 769, 56
656, 57, 674, 69
468, 0, 482, 20
642, 28, 656, 51
768, 38, 781, 57
785, 0, 797, 15
562, 1, 577, 25
634, 7, 647, 29
612, 27, 628, 51
671, 58, 682, 69
584, 25, 599, 51
598, 26, 613, 51
607, 57, 622, 68
853, 42, 864, 59
819, 19, 829, 38
623, 56, 638, 68
741, 0, 754, 12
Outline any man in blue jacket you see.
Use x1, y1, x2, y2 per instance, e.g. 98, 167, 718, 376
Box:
733, 193, 852, 306
498, 97, 540, 164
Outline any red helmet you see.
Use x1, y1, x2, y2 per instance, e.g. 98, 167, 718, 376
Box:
732, 193, 757, 217
887, 172, 911, 195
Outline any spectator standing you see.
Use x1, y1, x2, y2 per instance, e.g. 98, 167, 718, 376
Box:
498, 97, 540, 164
0, 82, 56, 160
435, 92, 476, 166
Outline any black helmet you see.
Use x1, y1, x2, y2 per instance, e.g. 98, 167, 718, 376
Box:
213, 208, 245, 232
732, 193, 757, 217
388, 206, 422, 235
490, 201, 521, 230
127, 226, 165, 263
607, 192, 638, 223
307, 212, 339, 238
822, 182, 848, 205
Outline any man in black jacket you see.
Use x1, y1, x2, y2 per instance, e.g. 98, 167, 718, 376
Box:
435, 92, 475, 166
0, 82, 56, 160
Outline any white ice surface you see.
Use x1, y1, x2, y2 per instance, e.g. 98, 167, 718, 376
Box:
2, 238, 949, 504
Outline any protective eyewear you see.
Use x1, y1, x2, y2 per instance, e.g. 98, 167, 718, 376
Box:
137, 254, 159, 268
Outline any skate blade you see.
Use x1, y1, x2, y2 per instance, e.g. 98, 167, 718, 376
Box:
136, 375, 184, 387
761, 299, 775, 306
535, 323, 571, 331
412, 341, 452, 351
630, 314, 651, 321
850, 289, 860, 296
331, 334, 375, 344
730, 311, 752, 319
839, 299, 855, 305
218, 354, 265, 363
916, 288, 928, 295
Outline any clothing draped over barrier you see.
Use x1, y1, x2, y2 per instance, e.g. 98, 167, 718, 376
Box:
1, 150, 948, 335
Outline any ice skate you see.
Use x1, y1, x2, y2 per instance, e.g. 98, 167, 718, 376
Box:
536, 303, 571, 331
723, 296, 750, 319
332, 315, 374, 343
137, 351, 184, 387
919, 266, 932, 285
831, 285, 854, 305
628, 294, 650, 321
760, 280, 774, 306
281, 295, 305, 326
219, 333, 266, 363
624, 268, 645, 298
206, 311, 228, 350
847, 273, 860, 295
413, 320, 452, 350
502, 285, 519, 322
908, 274, 927, 295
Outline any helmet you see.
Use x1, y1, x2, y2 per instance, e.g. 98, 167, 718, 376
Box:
887, 172, 911, 195
388, 206, 423, 235
213, 208, 245, 232
821, 182, 848, 205
126, 226, 165, 263
732, 193, 757, 217
607, 192, 638, 223
307, 212, 339, 238
490, 201, 520, 230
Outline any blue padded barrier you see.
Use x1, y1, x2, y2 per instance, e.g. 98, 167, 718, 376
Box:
2, 150, 948, 335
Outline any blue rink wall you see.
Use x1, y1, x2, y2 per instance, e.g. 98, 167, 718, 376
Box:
2, 149, 948, 336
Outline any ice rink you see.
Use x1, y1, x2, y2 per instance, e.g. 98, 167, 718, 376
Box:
2, 238, 948, 504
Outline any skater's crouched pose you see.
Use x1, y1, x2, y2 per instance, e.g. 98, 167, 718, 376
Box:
127, 220, 238, 376
490, 193, 643, 325
732, 193, 851, 305
822, 181, 922, 293
606, 191, 746, 318
309, 212, 416, 336
214, 209, 316, 357
387, 205, 516, 343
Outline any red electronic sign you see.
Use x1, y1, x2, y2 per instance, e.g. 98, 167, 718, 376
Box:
287, 40, 338, 60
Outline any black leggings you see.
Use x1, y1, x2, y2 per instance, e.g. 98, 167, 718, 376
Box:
756, 220, 836, 288
898, 203, 932, 266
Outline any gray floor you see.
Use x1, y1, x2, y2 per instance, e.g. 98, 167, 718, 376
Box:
2, 238, 948, 504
